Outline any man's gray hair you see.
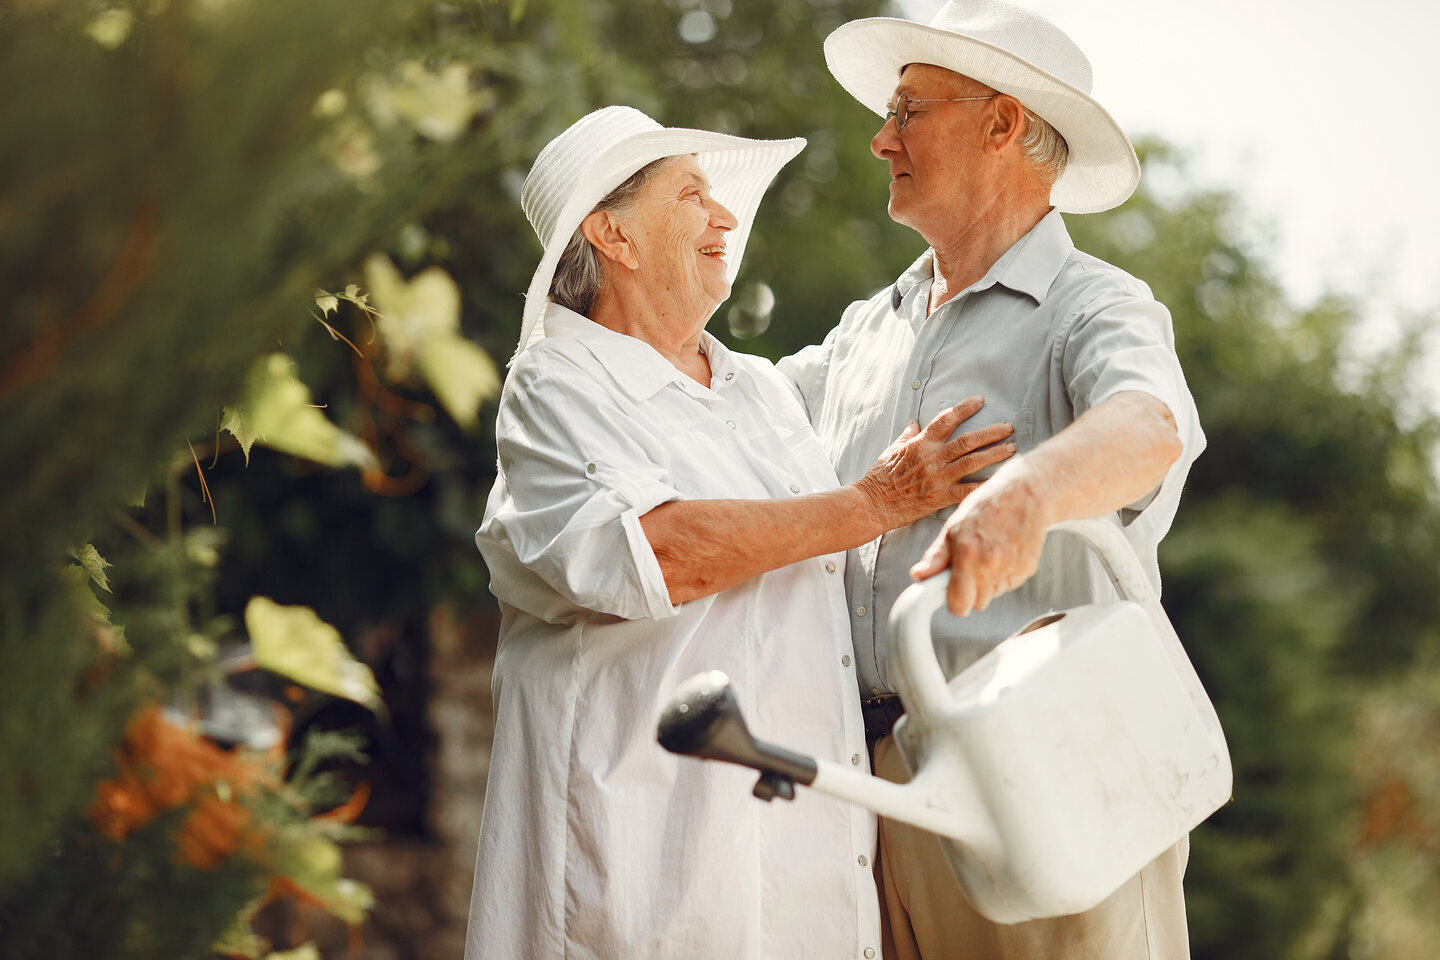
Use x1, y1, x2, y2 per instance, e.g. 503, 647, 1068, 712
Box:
550, 157, 675, 318
1018, 109, 1068, 189
942, 70, 1070, 190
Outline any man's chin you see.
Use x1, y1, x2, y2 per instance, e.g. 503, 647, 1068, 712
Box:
887, 196, 916, 229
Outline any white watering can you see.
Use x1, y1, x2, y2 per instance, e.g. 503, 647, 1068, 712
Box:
658, 518, 1232, 924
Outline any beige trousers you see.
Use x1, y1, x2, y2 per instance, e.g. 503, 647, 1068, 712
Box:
872, 734, 1192, 960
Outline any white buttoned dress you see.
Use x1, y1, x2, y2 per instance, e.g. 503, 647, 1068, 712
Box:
465, 303, 880, 960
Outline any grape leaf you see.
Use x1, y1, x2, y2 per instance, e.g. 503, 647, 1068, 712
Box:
419, 336, 500, 430
245, 597, 383, 714
365, 255, 499, 426
226, 354, 376, 469
69, 543, 112, 593
221, 405, 260, 465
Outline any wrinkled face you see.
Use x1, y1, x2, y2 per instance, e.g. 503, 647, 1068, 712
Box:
871, 64, 993, 237
624, 155, 738, 315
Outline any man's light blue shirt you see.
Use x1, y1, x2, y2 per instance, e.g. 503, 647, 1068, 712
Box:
779, 209, 1205, 695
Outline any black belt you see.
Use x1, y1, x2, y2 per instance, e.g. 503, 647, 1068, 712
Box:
861, 694, 905, 741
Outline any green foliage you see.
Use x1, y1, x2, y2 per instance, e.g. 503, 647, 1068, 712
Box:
246, 597, 385, 715
223, 354, 377, 470
1159, 497, 1353, 958
364, 254, 501, 429
1340, 666, 1440, 956
0, 807, 268, 960
0, 0, 539, 934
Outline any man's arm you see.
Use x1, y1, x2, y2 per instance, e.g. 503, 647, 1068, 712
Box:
642, 397, 1015, 604
909, 390, 1182, 616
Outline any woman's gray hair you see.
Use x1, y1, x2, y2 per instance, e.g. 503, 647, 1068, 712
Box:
550, 157, 675, 318
1018, 109, 1069, 189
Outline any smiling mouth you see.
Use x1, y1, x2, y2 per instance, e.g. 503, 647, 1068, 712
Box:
699, 245, 727, 261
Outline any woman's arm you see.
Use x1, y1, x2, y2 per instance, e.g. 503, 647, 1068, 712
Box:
640, 395, 1015, 604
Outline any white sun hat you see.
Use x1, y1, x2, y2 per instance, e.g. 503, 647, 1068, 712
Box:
512, 105, 805, 363
824, 0, 1139, 214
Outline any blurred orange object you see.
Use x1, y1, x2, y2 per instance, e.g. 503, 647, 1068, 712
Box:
90, 704, 275, 868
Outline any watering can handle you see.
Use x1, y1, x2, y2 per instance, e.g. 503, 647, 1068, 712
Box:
889, 518, 1223, 740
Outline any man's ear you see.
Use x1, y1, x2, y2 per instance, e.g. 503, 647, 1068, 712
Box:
581, 210, 639, 271
983, 95, 1027, 155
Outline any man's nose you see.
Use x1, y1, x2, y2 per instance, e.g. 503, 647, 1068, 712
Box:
871, 116, 901, 160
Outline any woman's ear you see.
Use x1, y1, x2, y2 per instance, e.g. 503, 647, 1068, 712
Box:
581, 210, 640, 271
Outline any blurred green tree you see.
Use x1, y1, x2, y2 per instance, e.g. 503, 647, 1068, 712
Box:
0, 0, 601, 954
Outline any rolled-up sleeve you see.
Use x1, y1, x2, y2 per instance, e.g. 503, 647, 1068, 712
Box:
477, 359, 681, 624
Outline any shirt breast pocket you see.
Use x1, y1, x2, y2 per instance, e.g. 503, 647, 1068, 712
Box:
929, 399, 1034, 482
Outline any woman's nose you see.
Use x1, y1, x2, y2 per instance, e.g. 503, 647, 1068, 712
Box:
709, 199, 738, 231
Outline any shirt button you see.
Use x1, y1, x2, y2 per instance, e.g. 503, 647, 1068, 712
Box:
856, 605, 867, 617
871, 687, 880, 696
726, 420, 737, 430
841, 654, 851, 666
825, 561, 836, 573
585, 462, 597, 475
865, 949, 876, 959
858, 855, 869, 867
789, 483, 800, 494
911, 379, 921, 390
851, 754, 861, 766
724, 371, 734, 381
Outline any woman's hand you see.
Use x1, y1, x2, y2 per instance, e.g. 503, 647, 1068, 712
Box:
853, 395, 1016, 530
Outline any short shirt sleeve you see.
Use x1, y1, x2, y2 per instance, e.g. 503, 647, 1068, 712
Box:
1058, 278, 1205, 522
476, 353, 682, 624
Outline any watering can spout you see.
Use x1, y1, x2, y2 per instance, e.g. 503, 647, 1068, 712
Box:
658, 670, 818, 802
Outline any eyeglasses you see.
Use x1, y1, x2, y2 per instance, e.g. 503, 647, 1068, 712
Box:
884, 93, 999, 132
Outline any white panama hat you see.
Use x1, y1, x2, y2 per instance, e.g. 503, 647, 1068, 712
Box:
824, 0, 1139, 214
512, 105, 805, 363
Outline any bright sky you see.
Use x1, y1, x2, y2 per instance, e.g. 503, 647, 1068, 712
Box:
900, 0, 1440, 333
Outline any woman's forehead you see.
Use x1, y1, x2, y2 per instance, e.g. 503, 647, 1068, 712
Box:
655, 153, 709, 191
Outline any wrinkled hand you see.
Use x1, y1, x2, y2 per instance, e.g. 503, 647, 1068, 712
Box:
909, 465, 1049, 617
854, 395, 1015, 529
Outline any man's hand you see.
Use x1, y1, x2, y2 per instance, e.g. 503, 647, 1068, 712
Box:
907, 391, 1184, 617
909, 465, 1049, 617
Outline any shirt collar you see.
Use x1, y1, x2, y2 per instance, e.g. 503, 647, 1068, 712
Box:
890, 208, 1074, 311
541, 301, 729, 402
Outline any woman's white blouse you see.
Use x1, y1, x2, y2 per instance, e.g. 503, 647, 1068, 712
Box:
465, 304, 879, 960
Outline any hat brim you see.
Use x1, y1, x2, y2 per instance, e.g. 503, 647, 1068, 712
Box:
517, 128, 804, 361
824, 17, 1138, 214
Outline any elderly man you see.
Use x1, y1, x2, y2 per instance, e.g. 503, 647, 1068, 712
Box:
778, 2, 1206, 958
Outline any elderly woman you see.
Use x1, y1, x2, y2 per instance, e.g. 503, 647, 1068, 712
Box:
465, 107, 1013, 960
